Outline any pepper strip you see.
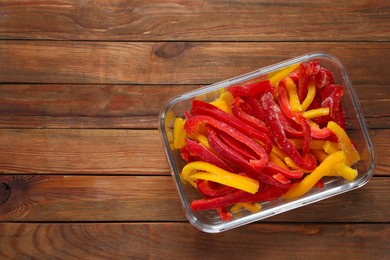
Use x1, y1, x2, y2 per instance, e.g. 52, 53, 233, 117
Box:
196, 180, 235, 197
173, 118, 187, 149
262, 92, 315, 170
181, 161, 259, 194
301, 81, 316, 111
283, 151, 346, 199
268, 63, 300, 86
285, 77, 302, 112
323, 140, 339, 154
278, 80, 313, 156
327, 121, 360, 166
227, 80, 274, 98
210, 91, 234, 114
191, 184, 289, 211
207, 127, 285, 187
190, 100, 272, 153
303, 108, 330, 119
311, 149, 328, 162
185, 138, 236, 172
230, 202, 262, 213
331, 163, 358, 182
185, 115, 269, 170
231, 97, 272, 137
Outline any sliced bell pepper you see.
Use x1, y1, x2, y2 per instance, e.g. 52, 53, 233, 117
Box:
185, 138, 236, 172
227, 80, 274, 98
231, 96, 272, 137
314, 67, 334, 89
196, 180, 235, 198
268, 63, 300, 87
285, 77, 302, 112
173, 117, 187, 149
283, 151, 347, 199
181, 161, 260, 194
277, 79, 313, 155
207, 127, 286, 187
327, 121, 360, 166
185, 115, 269, 170
190, 100, 273, 153
261, 91, 316, 170
191, 183, 289, 211
230, 202, 262, 213
301, 81, 316, 111
303, 107, 330, 120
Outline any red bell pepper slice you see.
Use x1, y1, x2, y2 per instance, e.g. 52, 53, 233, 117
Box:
227, 80, 274, 98
231, 97, 272, 137
196, 180, 235, 198
315, 67, 334, 89
266, 162, 304, 179
185, 115, 269, 169
244, 97, 266, 121
216, 207, 232, 221
207, 127, 289, 187
190, 100, 273, 153
278, 79, 313, 155
185, 138, 236, 172
261, 91, 316, 170
297, 64, 308, 103
217, 131, 258, 160
191, 184, 289, 211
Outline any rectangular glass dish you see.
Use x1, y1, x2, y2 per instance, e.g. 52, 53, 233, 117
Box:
159, 52, 375, 233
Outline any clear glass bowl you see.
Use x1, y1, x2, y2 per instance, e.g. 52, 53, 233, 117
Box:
158, 52, 375, 233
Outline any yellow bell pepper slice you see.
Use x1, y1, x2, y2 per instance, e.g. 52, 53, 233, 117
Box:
210, 91, 234, 114
301, 81, 316, 111
181, 161, 259, 194
283, 151, 346, 199
268, 63, 300, 86
270, 152, 289, 169
285, 77, 302, 112
289, 138, 334, 150
323, 140, 340, 154
327, 121, 360, 166
230, 202, 262, 213
311, 149, 328, 162
193, 133, 211, 149
331, 163, 358, 182
284, 157, 312, 173
272, 145, 288, 160
302, 107, 330, 119
173, 118, 187, 149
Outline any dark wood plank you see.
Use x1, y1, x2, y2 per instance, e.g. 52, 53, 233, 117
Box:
0, 0, 388, 41
0, 115, 158, 129
0, 84, 387, 129
0, 129, 169, 174
0, 175, 388, 222
0, 223, 389, 258
1, 41, 389, 84
0, 129, 387, 175
0, 84, 195, 117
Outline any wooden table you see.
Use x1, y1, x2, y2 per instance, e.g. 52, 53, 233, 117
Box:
0, 1, 389, 258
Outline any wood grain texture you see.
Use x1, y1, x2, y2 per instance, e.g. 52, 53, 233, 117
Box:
0, 84, 196, 117
0, 223, 389, 259
0, 0, 388, 41
0, 128, 388, 175
1, 41, 389, 84
0, 129, 169, 174
0, 175, 388, 222
0, 84, 388, 129
0, 115, 158, 129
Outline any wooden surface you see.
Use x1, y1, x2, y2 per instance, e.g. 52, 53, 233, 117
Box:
0, 0, 389, 258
